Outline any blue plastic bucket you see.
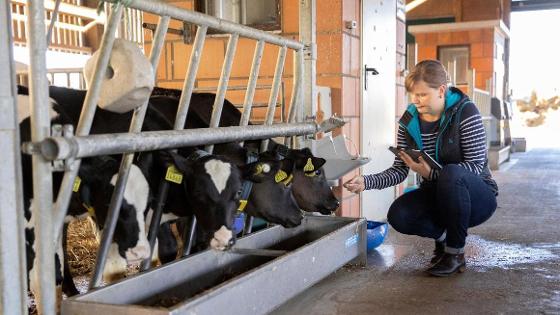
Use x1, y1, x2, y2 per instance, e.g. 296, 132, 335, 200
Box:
233, 213, 245, 235
366, 220, 389, 251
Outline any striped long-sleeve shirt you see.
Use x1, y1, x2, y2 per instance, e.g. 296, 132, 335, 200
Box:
364, 102, 487, 190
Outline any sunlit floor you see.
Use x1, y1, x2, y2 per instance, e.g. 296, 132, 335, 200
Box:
273, 135, 560, 314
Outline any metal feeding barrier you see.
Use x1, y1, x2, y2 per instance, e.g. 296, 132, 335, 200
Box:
2, 0, 349, 314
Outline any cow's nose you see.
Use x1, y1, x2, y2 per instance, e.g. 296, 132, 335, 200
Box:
125, 242, 150, 262
332, 199, 340, 209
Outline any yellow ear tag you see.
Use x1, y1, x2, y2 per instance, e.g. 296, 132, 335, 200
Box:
275, 170, 288, 183
255, 164, 264, 175
82, 203, 96, 217
303, 158, 315, 172
283, 174, 294, 186
238, 199, 248, 212
165, 165, 183, 184
72, 176, 82, 192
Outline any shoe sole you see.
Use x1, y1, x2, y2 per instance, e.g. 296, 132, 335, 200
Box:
426, 264, 466, 277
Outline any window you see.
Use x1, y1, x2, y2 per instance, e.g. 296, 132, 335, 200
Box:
195, 0, 281, 32
438, 46, 470, 85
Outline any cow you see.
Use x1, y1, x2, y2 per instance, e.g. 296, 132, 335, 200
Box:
19, 85, 300, 273
16, 86, 265, 302
148, 96, 303, 229
150, 87, 340, 215
17, 87, 152, 300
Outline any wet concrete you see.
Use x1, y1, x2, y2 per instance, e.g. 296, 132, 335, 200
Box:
273, 148, 560, 314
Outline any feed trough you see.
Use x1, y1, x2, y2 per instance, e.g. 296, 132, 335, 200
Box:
62, 216, 367, 315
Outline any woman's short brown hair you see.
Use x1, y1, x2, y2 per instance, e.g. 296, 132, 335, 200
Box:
405, 59, 448, 92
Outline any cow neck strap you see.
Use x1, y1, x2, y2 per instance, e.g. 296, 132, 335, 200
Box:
238, 148, 259, 212
78, 184, 96, 218
273, 144, 290, 159
187, 149, 210, 161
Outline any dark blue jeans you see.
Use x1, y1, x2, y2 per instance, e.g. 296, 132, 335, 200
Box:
387, 164, 497, 250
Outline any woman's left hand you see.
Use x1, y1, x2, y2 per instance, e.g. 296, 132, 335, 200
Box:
398, 151, 432, 179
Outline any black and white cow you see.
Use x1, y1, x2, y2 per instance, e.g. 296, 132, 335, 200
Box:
17, 87, 152, 299
44, 86, 249, 252
148, 96, 304, 228
16, 86, 257, 300
150, 87, 340, 215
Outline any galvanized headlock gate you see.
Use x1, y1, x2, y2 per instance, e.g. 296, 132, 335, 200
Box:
2, 0, 343, 314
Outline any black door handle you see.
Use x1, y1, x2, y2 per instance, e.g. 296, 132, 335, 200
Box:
364, 65, 379, 91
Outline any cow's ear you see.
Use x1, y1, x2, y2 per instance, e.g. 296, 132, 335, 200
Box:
242, 161, 280, 182
164, 151, 193, 177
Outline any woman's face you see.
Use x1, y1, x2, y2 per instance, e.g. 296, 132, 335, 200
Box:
409, 80, 446, 117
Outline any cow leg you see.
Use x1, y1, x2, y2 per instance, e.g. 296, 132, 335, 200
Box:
156, 221, 179, 264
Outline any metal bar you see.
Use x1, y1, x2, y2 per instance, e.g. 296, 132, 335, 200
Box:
205, 33, 239, 153
140, 179, 169, 271
143, 23, 205, 267
286, 48, 304, 146
103, 0, 303, 50
182, 215, 198, 256
229, 248, 288, 257
0, 2, 27, 314
260, 45, 287, 151
27, 0, 56, 314
52, 3, 123, 243
173, 25, 207, 258
90, 15, 170, 288
46, 0, 62, 45
174, 25, 207, 130
243, 216, 254, 235
239, 40, 265, 127
36, 123, 319, 161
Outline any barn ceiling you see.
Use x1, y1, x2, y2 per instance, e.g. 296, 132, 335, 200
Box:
512, 0, 560, 12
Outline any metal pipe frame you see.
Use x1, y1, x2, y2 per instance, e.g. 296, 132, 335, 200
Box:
286, 48, 304, 147
90, 15, 170, 288
39, 123, 319, 161
142, 24, 207, 269
53, 3, 124, 243
239, 40, 265, 128
19, 0, 309, 305
260, 45, 287, 152
27, 0, 56, 313
0, 2, 27, 314
103, 0, 303, 50
205, 33, 239, 153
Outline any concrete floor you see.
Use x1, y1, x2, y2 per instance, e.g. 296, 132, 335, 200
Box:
273, 148, 560, 314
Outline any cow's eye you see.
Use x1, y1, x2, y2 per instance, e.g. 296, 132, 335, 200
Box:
315, 169, 322, 176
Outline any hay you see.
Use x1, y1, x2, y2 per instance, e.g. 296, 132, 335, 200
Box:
66, 217, 99, 277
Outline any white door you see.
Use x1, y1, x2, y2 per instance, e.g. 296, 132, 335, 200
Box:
360, 0, 397, 221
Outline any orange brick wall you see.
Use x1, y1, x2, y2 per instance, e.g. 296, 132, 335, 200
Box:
415, 28, 495, 91
144, 0, 362, 217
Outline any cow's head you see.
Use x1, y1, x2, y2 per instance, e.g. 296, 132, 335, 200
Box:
167, 151, 241, 251
282, 147, 340, 215
242, 154, 302, 228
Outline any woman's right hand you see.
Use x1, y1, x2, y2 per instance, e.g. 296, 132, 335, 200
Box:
343, 175, 365, 194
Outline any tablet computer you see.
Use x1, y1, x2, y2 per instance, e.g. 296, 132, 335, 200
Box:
388, 146, 442, 170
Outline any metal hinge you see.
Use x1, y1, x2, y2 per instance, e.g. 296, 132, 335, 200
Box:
303, 43, 317, 60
